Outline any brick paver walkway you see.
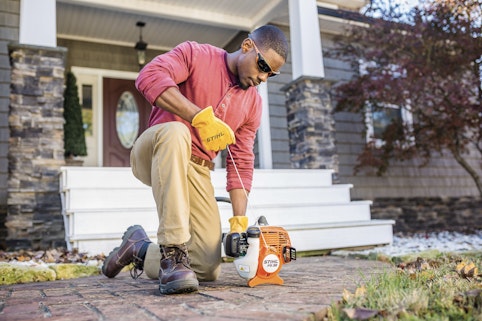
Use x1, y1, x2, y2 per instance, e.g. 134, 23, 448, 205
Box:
0, 256, 391, 321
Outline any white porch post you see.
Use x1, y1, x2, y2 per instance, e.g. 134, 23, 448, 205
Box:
19, 0, 57, 47
288, 0, 324, 79
257, 82, 273, 169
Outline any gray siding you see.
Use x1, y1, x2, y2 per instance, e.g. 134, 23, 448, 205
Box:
268, 25, 291, 169
58, 38, 164, 73
0, 0, 20, 241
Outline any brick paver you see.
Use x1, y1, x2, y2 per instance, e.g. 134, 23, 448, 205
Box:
0, 256, 391, 321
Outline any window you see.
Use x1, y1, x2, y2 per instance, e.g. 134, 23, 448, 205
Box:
359, 60, 413, 147
81, 85, 93, 137
365, 103, 413, 148
116, 91, 139, 149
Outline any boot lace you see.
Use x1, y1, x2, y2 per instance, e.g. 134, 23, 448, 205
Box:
162, 245, 191, 267
129, 254, 144, 279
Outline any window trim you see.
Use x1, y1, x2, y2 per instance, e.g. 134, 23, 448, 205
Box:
364, 102, 413, 148
358, 60, 414, 148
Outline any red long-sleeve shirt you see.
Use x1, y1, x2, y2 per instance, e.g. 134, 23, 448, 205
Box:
135, 41, 262, 192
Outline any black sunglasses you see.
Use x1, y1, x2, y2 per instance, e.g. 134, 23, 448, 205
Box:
249, 37, 280, 77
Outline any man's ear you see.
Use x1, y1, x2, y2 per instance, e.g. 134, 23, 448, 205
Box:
241, 38, 253, 53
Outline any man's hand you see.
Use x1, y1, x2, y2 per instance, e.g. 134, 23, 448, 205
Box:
229, 216, 248, 233
191, 106, 235, 151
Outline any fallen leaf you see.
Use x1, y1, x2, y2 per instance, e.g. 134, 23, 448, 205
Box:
343, 307, 378, 320
43, 251, 56, 263
398, 257, 430, 275
355, 286, 367, 298
464, 289, 482, 297
343, 289, 353, 302
17, 255, 28, 262
343, 286, 367, 303
456, 261, 479, 278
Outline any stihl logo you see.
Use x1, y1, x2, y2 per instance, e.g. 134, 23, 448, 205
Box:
207, 132, 224, 142
262, 254, 280, 273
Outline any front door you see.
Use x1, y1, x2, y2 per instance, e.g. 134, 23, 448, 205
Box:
103, 78, 150, 167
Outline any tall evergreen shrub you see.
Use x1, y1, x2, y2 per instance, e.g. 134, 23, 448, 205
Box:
63, 71, 87, 157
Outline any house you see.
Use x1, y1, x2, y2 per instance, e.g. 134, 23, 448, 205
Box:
0, 0, 479, 251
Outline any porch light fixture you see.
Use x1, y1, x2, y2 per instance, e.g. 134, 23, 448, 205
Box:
135, 21, 148, 68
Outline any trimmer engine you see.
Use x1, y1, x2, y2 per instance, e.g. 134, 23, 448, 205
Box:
224, 216, 296, 287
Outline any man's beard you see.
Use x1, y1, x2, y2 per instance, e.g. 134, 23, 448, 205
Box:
238, 79, 250, 90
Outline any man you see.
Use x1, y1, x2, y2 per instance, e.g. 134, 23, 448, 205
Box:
101, 25, 288, 295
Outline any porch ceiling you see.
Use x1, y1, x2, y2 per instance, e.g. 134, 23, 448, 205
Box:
56, 0, 290, 51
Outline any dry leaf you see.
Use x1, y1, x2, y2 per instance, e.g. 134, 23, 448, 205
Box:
343, 286, 367, 303
398, 257, 430, 275
343, 289, 353, 302
17, 255, 28, 262
43, 251, 56, 263
355, 286, 367, 298
464, 289, 482, 297
343, 307, 378, 320
456, 261, 479, 278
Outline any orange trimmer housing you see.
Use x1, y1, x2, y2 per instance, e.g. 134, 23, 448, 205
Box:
247, 225, 296, 287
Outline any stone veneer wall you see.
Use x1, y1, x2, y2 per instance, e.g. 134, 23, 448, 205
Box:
370, 197, 482, 234
6, 43, 67, 250
0, 0, 20, 250
284, 77, 338, 173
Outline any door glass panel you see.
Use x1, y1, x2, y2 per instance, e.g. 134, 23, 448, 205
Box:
81, 85, 93, 137
116, 91, 139, 148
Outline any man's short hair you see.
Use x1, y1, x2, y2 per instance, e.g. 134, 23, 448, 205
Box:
251, 25, 289, 61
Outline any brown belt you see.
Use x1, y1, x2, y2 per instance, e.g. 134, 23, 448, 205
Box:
190, 155, 215, 171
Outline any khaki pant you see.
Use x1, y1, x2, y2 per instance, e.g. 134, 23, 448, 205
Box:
130, 122, 221, 281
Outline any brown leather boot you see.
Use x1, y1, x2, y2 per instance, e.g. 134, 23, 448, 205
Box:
102, 225, 151, 278
159, 244, 199, 294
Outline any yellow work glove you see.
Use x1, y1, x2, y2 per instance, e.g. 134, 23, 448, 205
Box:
191, 106, 235, 151
229, 216, 249, 233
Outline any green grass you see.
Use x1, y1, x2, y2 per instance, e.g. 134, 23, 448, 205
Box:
326, 251, 482, 320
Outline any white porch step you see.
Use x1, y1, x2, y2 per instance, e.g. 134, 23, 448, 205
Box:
63, 184, 352, 210
218, 201, 372, 228
60, 167, 146, 189
211, 169, 335, 188
59, 166, 394, 255
68, 219, 394, 256
60, 167, 334, 189
63, 208, 158, 237
288, 220, 394, 252
63, 188, 154, 210
63, 200, 373, 238
215, 184, 353, 205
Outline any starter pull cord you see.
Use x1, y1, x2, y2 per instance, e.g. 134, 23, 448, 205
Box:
226, 145, 249, 201
226, 145, 269, 249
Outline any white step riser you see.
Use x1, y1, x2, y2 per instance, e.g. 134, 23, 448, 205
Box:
60, 167, 146, 189
219, 203, 372, 228
211, 169, 334, 188
70, 222, 393, 255
289, 223, 393, 251
64, 202, 372, 237
65, 185, 352, 210
215, 186, 352, 205
65, 210, 159, 238
60, 168, 334, 189
64, 189, 155, 210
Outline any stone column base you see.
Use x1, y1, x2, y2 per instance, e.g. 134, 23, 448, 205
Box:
283, 76, 338, 173
7, 43, 67, 250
